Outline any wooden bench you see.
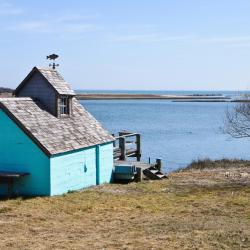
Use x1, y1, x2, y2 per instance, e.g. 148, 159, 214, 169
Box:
0, 171, 29, 197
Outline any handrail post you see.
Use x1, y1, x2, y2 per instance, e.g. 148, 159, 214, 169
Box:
112, 134, 116, 147
119, 137, 126, 161
136, 134, 141, 161
155, 158, 162, 171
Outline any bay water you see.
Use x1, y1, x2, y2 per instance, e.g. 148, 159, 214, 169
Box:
80, 94, 250, 172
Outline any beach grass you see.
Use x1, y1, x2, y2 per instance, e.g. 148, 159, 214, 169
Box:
180, 158, 250, 171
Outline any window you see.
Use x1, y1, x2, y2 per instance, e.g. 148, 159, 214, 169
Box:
59, 96, 69, 115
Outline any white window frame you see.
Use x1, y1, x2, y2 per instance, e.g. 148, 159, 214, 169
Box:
59, 96, 69, 115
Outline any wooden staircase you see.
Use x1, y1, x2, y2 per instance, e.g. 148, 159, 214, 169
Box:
143, 166, 168, 180
113, 131, 167, 181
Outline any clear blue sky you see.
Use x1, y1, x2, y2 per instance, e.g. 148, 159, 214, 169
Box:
1, 0, 250, 90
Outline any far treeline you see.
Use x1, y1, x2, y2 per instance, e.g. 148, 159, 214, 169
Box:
0, 87, 13, 93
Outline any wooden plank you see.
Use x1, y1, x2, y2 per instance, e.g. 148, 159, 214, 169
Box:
114, 160, 152, 171
114, 132, 142, 162
136, 134, 141, 161
119, 137, 126, 160
0, 171, 29, 178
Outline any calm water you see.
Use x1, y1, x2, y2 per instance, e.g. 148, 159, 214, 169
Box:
80, 99, 250, 172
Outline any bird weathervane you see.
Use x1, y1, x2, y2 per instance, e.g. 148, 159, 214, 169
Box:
46, 54, 59, 69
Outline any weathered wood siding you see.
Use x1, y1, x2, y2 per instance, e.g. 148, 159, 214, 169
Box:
0, 110, 50, 196
50, 143, 113, 196
16, 72, 57, 116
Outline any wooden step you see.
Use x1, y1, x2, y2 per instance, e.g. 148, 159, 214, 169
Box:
143, 167, 168, 180
156, 174, 167, 178
150, 170, 159, 174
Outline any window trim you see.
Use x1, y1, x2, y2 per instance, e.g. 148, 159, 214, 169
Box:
59, 96, 69, 115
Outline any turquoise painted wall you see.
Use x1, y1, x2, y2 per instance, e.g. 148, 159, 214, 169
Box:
97, 143, 114, 184
0, 110, 50, 196
50, 143, 113, 196
0, 109, 113, 196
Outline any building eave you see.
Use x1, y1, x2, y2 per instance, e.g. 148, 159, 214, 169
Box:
0, 101, 52, 157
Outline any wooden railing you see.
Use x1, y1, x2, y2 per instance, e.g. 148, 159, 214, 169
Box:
113, 131, 141, 161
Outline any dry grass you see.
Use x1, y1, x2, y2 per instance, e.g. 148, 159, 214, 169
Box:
182, 159, 250, 171
1, 160, 250, 249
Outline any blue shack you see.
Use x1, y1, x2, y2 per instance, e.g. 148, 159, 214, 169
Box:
0, 67, 114, 196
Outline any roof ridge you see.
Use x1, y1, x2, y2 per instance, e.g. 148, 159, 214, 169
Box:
35, 66, 56, 71
35, 66, 52, 69
35, 67, 76, 96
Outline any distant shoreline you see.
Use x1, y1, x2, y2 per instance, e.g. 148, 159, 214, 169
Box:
76, 93, 250, 102
76, 93, 231, 101
1, 91, 249, 102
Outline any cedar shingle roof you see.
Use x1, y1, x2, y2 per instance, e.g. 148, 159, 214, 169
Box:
36, 67, 76, 95
0, 97, 114, 156
15, 67, 76, 96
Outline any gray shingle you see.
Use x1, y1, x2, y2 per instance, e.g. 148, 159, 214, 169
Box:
36, 67, 76, 96
0, 97, 114, 156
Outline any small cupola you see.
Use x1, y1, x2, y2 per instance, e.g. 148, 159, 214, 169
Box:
14, 67, 76, 118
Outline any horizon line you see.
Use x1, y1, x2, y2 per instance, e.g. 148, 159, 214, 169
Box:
74, 88, 250, 92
